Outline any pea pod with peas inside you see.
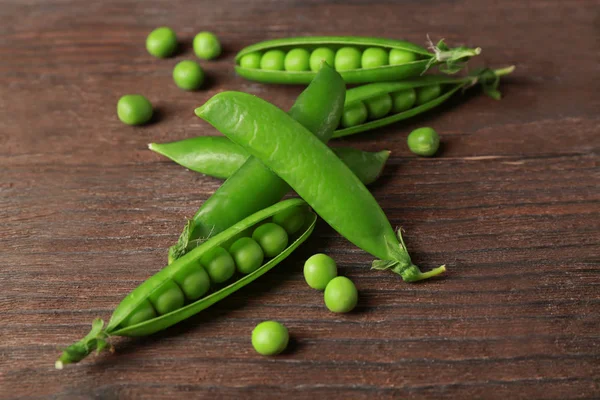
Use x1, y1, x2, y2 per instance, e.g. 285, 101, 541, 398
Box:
167, 63, 345, 264
196, 92, 446, 281
334, 65, 515, 137
56, 199, 316, 368
148, 136, 390, 185
235, 36, 482, 84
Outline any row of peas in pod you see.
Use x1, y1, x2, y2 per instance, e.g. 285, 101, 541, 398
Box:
239, 46, 422, 72
121, 204, 306, 329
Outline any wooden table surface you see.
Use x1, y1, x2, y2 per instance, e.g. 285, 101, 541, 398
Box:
2, 0, 599, 398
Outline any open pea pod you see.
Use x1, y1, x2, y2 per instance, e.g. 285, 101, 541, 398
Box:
56, 199, 316, 368
235, 36, 481, 84
333, 66, 515, 137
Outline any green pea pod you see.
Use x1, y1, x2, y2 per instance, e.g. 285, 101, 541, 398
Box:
333, 66, 515, 137
168, 63, 346, 264
56, 199, 316, 368
235, 36, 481, 84
196, 92, 446, 282
148, 136, 390, 185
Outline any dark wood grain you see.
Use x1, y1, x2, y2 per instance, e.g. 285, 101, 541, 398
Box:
1, 0, 599, 398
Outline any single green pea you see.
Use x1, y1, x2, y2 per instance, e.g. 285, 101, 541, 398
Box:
361, 47, 389, 69
388, 48, 418, 65
146, 27, 177, 58
304, 253, 337, 290
240, 52, 262, 69
122, 300, 156, 327
416, 84, 442, 105
260, 50, 286, 71
252, 222, 288, 258
179, 268, 211, 300
391, 89, 417, 113
193, 31, 221, 60
284, 48, 310, 71
407, 127, 440, 157
272, 205, 307, 235
364, 94, 393, 120
309, 47, 336, 72
341, 101, 368, 128
230, 237, 264, 274
251, 320, 289, 356
172, 60, 204, 91
334, 47, 362, 71
201, 246, 236, 283
324, 276, 358, 313
150, 281, 185, 315
117, 94, 153, 126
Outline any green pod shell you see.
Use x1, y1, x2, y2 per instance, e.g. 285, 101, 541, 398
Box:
108, 199, 315, 336
56, 199, 317, 368
196, 92, 446, 282
333, 66, 515, 137
235, 36, 481, 84
149, 136, 389, 185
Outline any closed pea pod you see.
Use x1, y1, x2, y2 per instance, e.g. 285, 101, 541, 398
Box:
196, 92, 446, 281
333, 66, 515, 137
235, 36, 481, 84
148, 136, 390, 185
56, 199, 317, 367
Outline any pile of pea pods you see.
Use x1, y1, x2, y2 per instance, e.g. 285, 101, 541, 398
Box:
57, 31, 514, 368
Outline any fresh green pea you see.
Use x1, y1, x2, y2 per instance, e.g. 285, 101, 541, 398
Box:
122, 300, 156, 327
309, 47, 335, 72
324, 276, 358, 313
240, 52, 262, 69
117, 94, 153, 126
389, 48, 418, 65
361, 47, 389, 69
284, 48, 310, 71
341, 101, 368, 128
149, 280, 185, 315
260, 50, 286, 71
407, 127, 440, 157
271, 205, 308, 235
179, 268, 211, 300
416, 84, 442, 105
201, 246, 236, 283
252, 223, 288, 258
304, 254, 337, 290
230, 237, 264, 274
364, 94, 392, 120
251, 320, 289, 356
146, 27, 177, 58
172, 60, 204, 91
193, 31, 221, 60
390, 89, 417, 113
334, 47, 361, 71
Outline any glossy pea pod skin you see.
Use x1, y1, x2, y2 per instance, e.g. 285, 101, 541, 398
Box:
56, 199, 316, 368
196, 92, 446, 282
235, 36, 482, 84
333, 66, 516, 138
167, 63, 346, 264
149, 136, 390, 185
